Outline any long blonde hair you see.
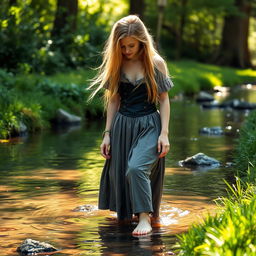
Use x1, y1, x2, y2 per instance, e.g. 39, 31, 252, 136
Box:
88, 15, 166, 104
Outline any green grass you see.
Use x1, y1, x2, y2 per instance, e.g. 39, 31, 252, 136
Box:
174, 174, 256, 256
168, 60, 256, 96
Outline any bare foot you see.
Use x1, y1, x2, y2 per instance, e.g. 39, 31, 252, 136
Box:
132, 213, 152, 236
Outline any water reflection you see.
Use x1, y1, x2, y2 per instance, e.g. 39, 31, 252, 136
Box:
0, 87, 255, 255
77, 216, 176, 256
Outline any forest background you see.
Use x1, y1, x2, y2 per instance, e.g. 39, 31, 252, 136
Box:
1, 0, 256, 74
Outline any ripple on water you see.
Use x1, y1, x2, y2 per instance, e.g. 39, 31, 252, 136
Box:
160, 205, 190, 226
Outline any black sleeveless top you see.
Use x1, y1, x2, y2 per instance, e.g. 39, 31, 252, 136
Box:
118, 81, 157, 117
104, 68, 174, 118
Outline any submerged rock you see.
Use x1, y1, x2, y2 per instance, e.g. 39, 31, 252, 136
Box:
196, 92, 214, 102
201, 100, 220, 109
218, 99, 239, 108
17, 238, 58, 255
219, 99, 256, 110
199, 126, 224, 135
232, 100, 256, 110
72, 204, 97, 212
179, 153, 220, 167
201, 98, 256, 110
54, 108, 82, 124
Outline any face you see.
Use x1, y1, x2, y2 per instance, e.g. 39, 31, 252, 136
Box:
120, 36, 141, 60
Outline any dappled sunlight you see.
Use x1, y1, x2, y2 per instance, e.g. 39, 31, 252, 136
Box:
80, 0, 128, 21
236, 69, 256, 77
203, 73, 223, 86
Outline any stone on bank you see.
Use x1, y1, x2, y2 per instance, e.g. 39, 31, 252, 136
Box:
54, 108, 82, 124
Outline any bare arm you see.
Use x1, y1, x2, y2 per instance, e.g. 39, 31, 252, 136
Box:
158, 92, 170, 158
100, 93, 120, 159
153, 54, 171, 158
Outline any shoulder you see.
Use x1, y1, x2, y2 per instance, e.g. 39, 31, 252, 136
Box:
153, 54, 168, 76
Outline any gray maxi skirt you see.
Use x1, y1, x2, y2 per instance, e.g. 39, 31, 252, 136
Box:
98, 110, 165, 220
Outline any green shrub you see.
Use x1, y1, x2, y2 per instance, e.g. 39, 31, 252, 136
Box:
175, 176, 256, 256
234, 110, 256, 176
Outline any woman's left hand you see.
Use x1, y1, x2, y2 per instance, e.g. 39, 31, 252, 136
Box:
158, 133, 170, 158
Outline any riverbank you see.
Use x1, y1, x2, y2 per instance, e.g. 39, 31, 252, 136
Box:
1, 60, 256, 139
174, 110, 256, 255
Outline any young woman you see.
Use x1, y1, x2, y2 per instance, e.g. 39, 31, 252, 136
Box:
89, 15, 174, 236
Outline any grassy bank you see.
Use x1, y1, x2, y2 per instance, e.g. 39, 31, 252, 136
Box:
174, 110, 256, 256
168, 60, 256, 96
1, 60, 256, 139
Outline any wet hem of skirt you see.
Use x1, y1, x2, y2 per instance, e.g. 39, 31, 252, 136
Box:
133, 208, 154, 215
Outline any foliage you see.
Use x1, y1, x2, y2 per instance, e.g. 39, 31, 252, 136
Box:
145, 0, 252, 62
0, 0, 126, 74
1, 0, 255, 73
234, 110, 256, 176
174, 174, 256, 256
0, 68, 103, 139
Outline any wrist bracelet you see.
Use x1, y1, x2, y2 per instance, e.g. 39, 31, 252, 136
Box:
102, 130, 111, 138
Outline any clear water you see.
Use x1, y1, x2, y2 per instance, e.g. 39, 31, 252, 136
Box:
0, 85, 255, 255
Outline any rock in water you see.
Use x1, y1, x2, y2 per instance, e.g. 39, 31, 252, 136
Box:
199, 126, 224, 135
179, 153, 220, 167
196, 92, 214, 102
72, 204, 97, 212
11, 121, 28, 137
201, 100, 220, 109
17, 239, 58, 255
219, 99, 256, 110
55, 108, 82, 124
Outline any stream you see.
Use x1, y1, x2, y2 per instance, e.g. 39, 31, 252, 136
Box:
0, 84, 255, 256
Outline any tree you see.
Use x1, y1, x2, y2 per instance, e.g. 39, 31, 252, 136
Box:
175, 0, 188, 59
129, 0, 145, 21
51, 0, 78, 37
159, 0, 236, 61
214, 0, 253, 68
51, 0, 78, 67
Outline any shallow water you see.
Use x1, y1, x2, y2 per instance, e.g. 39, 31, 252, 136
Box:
0, 85, 255, 255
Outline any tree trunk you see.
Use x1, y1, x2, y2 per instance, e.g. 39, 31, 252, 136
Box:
214, 0, 252, 68
51, 0, 78, 38
175, 0, 188, 60
9, 0, 17, 6
129, 0, 145, 21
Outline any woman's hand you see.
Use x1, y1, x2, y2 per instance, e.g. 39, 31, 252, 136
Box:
100, 134, 111, 159
158, 133, 170, 158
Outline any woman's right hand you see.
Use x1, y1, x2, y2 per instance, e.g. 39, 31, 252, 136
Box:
100, 134, 111, 159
